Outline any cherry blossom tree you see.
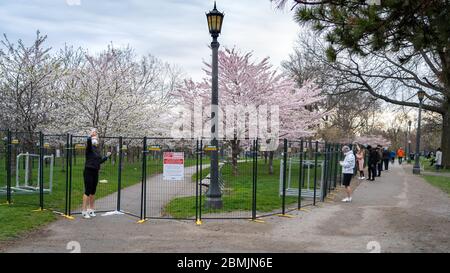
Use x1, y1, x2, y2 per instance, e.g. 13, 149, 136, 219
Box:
58, 44, 179, 137
0, 31, 181, 143
354, 135, 391, 148
0, 31, 61, 133
174, 48, 326, 174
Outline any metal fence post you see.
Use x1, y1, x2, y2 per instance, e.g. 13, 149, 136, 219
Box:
139, 136, 147, 222
328, 144, 332, 193
334, 144, 339, 189
6, 130, 11, 204
281, 139, 288, 215
199, 139, 203, 222
252, 139, 258, 220
321, 142, 328, 202
195, 139, 199, 222
39, 132, 44, 210
68, 135, 73, 216
313, 141, 318, 206
64, 134, 70, 216
298, 139, 304, 210
117, 136, 123, 212
140, 143, 145, 221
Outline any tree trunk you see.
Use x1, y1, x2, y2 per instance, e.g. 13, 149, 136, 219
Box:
264, 151, 268, 164
268, 151, 274, 175
442, 110, 450, 168
231, 139, 240, 176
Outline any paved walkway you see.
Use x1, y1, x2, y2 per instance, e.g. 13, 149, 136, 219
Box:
95, 164, 208, 218
3, 162, 449, 252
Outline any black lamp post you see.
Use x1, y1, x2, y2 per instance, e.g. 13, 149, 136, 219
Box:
205, 2, 224, 209
407, 120, 412, 163
413, 90, 426, 174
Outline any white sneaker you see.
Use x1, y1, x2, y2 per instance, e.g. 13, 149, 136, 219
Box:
342, 197, 349, 202
88, 209, 96, 217
348, 197, 352, 202
82, 211, 91, 219
361, 177, 365, 180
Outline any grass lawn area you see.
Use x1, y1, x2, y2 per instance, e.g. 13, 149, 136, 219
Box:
0, 150, 202, 241
420, 157, 450, 173
423, 175, 450, 196
165, 157, 329, 218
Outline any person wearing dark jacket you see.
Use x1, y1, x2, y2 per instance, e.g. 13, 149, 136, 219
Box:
382, 148, 390, 171
376, 145, 383, 176
367, 145, 379, 181
82, 129, 111, 219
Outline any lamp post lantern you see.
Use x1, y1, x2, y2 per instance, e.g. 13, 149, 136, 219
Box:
205, 2, 224, 209
413, 91, 426, 174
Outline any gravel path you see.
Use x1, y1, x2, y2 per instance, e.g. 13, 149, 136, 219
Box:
3, 162, 449, 253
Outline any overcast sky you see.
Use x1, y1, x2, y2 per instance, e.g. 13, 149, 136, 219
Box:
0, 0, 300, 80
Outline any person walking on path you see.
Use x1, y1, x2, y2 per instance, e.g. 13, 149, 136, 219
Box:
390, 150, 396, 164
340, 146, 355, 202
356, 145, 365, 179
82, 129, 111, 219
397, 147, 405, 165
435, 148, 443, 170
376, 145, 383, 176
367, 145, 379, 181
382, 148, 390, 171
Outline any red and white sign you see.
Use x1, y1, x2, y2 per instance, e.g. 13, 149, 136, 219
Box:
163, 152, 184, 181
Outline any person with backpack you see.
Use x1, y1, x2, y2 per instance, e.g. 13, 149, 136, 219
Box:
390, 150, 396, 164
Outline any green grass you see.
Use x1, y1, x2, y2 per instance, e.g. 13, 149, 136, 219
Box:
420, 157, 450, 173
0, 152, 203, 241
423, 175, 450, 196
165, 158, 327, 218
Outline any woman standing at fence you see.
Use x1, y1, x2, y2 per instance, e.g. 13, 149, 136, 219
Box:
355, 144, 365, 179
82, 129, 111, 219
340, 146, 355, 202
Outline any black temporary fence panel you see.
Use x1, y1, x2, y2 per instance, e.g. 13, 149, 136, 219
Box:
255, 139, 284, 218
198, 138, 254, 220
8, 131, 42, 208
2, 129, 350, 222
118, 137, 144, 218
143, 138, 197, 220
41, 134, 69, 214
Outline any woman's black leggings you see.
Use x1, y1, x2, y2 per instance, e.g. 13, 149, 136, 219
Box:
84, 168, 99, 196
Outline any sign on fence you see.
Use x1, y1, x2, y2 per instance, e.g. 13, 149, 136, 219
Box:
163, 152, 184, 181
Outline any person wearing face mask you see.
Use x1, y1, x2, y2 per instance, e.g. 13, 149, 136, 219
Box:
82, 129, 111, 219
340, 145, 356, 202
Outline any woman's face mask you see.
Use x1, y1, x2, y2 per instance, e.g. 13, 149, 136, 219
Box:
92, 137, 98, 146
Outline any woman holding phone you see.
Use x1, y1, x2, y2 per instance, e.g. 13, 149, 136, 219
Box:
82, 129, 111, 219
